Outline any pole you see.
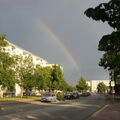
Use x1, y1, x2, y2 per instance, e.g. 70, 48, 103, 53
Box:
112, 69, 115, 104
112, 86, 114, 104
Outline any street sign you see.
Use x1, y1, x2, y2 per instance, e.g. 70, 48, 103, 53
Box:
111, 81, 115, 87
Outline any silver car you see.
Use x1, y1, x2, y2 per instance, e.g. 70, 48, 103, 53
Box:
41, 93, 56, 102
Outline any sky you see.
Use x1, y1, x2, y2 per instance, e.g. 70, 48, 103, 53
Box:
0, 0, 113, 86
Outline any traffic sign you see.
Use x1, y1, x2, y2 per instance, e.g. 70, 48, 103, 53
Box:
111, 81, 115, 87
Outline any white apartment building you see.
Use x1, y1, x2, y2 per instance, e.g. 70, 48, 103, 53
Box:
0, 40, 63, 97
5, 41, 49, 67
86, 81, 90, 87
90, 80, 110, 93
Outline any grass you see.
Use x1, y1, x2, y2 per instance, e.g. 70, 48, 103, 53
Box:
0, 96, 42, 102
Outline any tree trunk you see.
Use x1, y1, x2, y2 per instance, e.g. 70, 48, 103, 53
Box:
0, 91, 3, 98
0, 86, 3, 98
20, 85, 23, 98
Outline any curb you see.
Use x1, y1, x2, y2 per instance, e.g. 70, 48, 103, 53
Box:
88, 94, 111, 120
0, 105, 4, 110
88, 104, 109, 120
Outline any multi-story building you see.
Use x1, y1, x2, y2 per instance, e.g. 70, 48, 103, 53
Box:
0, 40, 63, 97
5, 41, 49, 67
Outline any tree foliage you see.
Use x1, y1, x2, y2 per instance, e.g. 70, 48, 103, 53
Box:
32, 64, 70, 91
34, 66, 52, 90
85, 0, 120, 30
0, 33, 71, 97
0, 34, 16, 91
51, 64, 64, 90
97, 82, 107, 93
85, 0, 120, 79
76, 76, 89, 92
15, 55, 34, 96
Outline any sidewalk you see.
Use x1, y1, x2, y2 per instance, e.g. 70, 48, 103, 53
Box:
89, 95, 120, 120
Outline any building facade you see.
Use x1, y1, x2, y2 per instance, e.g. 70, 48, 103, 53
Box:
5, 41, 49, 67
0, 40, 63, 97
90, 80, 110, 93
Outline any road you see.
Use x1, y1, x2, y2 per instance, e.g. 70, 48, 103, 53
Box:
0, 94, 106, 120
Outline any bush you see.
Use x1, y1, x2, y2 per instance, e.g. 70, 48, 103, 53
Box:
56, 94, 65, 101
97, 82, 107, 93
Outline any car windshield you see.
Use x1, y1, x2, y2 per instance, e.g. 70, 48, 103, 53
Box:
73, 93, 77, 95
66, 93, 72, 95
44, 93, 53, 97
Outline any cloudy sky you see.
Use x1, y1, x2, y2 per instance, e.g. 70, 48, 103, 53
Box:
0, 0, 113, 85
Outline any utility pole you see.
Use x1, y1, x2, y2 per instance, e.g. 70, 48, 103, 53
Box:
111, 69, 115, 104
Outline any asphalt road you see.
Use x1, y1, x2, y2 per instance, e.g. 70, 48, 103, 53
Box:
0, 94, 106, 120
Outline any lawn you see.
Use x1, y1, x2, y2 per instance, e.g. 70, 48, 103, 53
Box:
0, 96, 42, 102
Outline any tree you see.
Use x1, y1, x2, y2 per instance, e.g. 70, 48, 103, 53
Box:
15, 55, 34, 97
98, 31, 120, 77
85, 0, 120, 30
85, 0, 120, 93
0, 34, 16, 98
85, 0, 120, 78
59, 79, 70, 91
97, 82, 107, 93
51, 64, 64, 90
34, 66, 52, 91
34, 64, 70, 92
76, 76, 89, 93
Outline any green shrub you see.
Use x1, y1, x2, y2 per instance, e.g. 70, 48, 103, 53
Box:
56, 94, 65, 101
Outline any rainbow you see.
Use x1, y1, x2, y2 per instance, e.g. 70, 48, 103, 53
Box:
37, 20, 80, 71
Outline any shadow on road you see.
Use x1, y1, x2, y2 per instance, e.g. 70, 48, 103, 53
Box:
0, 94, 106, 120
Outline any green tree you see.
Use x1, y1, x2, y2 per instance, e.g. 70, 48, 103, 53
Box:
34, 66, 52, 91
85, 0, 120, 78
66, 85, 74, 92
59, 79, 70, 91
85, 0, 120, 30
51, 64, 64, 90
31, 63, 69, 92
85, 0, 120, 93
97, 82, 107, 93
15, 55, 34, 97
0, 34, 16, 97
76, 76, 89, 93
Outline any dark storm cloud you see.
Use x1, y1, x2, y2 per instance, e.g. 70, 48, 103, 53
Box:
0, 0, 112, 85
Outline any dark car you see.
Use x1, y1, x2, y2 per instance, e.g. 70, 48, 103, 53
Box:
82, 92, 91, 96
72, 92, 79, 99
64, 93, 74, 99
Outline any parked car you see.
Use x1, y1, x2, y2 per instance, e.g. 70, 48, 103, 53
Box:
41, 93, 56, 102
72, 92, 79, 99
64, 93, 74, 99
82, 92, 91, 96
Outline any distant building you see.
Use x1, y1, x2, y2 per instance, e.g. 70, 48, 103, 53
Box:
90, 80, 110, 93
86, 81, 90, 87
